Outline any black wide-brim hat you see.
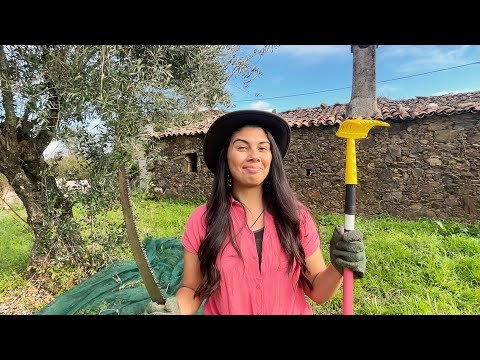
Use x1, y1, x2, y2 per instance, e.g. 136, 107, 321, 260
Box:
203, 110, 291, 174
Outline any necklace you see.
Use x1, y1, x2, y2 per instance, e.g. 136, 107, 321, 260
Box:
249, 209, 265, 229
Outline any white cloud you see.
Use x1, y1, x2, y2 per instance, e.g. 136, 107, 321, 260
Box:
378, 84, 400, 98
380, 45, 477, 73
432, 88, 480, 96
43, 140, 68, 159
276, 45, 349, 58
249, 45, 350, 64
246, 101, 274, 111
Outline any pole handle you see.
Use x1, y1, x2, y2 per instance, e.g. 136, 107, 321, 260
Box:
342, 268, 354, 315
342, 214, 355, 315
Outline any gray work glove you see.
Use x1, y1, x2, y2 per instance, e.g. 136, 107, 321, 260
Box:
144, 296, 181, 315
329, 225, 366, 279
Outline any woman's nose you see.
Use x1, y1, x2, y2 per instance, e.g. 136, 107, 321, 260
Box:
247, 149, 260, 161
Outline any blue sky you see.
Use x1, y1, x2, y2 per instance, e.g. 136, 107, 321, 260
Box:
44, 45, 480, 158
227, 45, 480, 113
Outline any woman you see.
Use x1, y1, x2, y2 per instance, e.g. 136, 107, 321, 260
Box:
147, 110, 365, 315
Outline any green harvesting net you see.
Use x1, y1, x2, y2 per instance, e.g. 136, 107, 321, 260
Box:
37, 237, 201, 315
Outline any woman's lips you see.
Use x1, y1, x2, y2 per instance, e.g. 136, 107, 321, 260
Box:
242, 166, 261, 174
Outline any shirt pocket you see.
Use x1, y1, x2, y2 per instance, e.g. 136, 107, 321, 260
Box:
218, 244, 245, 274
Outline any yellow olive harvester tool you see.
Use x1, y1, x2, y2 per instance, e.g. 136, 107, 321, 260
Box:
336, 119, 389, 315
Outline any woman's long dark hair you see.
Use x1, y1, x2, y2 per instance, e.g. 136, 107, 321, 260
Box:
195, 126, 313, 299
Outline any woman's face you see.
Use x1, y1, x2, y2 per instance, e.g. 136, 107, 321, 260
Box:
227, 126, 272, 190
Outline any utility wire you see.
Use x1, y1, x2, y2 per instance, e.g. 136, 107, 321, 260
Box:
233, 61, 480, 103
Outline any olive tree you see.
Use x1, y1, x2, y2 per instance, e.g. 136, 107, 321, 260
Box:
0, 45, 263, 265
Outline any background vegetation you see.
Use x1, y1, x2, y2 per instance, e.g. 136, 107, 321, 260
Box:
1, 195, 478, 314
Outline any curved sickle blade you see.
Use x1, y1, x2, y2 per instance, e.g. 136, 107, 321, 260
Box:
118, 166, 165, 305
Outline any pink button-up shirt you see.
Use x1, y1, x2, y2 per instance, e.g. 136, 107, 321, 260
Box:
182, 197, 320, 315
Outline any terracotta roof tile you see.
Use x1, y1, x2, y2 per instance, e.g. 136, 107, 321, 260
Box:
150, 91, 480, 139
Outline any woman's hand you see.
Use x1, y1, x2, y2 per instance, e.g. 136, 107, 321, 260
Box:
145, 296, 181, 315
329, 225, 366, 279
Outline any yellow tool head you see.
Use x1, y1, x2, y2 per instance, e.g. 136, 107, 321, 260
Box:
336, 119, 390, 139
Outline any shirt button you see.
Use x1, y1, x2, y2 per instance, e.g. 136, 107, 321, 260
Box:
256, 284, 261, 290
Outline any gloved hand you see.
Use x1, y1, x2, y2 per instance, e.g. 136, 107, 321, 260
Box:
329, 225, 366, 279
144, 296, 181, 315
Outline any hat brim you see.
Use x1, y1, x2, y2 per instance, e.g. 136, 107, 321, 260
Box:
203, 110, 291, 174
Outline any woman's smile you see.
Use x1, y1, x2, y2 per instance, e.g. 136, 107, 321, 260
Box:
242, 166, 262, 174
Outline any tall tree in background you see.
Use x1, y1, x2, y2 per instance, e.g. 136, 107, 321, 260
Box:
346, 45, 379, 119
0, 45, 263, 265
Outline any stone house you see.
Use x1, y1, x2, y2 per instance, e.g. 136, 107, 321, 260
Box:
147, 92, 480, 223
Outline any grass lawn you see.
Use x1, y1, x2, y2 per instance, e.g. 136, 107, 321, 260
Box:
1, 197, 479, 314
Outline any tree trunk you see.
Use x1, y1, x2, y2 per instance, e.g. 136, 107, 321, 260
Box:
346, 45, 379, 119
137, 147, 148, 190
137, 125, 153, 190
0, 145, 83, 265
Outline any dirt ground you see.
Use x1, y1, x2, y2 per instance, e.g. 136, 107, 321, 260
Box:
1, 189, 22, 209
0, 282, 54, 315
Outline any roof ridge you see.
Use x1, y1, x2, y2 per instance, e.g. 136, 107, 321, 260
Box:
150, 90, 480, 139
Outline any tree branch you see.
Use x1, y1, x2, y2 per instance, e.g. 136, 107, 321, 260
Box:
0, 45, 17, 141
22, 98, 35, 123
34, 48, 60, 152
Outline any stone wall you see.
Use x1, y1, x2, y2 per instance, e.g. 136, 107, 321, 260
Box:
148, 114, 480, 223
148, 135, 213, 201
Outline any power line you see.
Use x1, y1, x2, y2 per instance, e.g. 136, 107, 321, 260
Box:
233, 61, 480, 103
377, 61, 480, 83
235, 85, 352, 102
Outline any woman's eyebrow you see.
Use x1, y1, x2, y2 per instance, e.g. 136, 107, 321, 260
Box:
232, 139, 270, 145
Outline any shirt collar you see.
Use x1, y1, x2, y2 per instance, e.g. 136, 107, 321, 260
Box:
229, 195, 241, 207
229, 195, 268, 213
